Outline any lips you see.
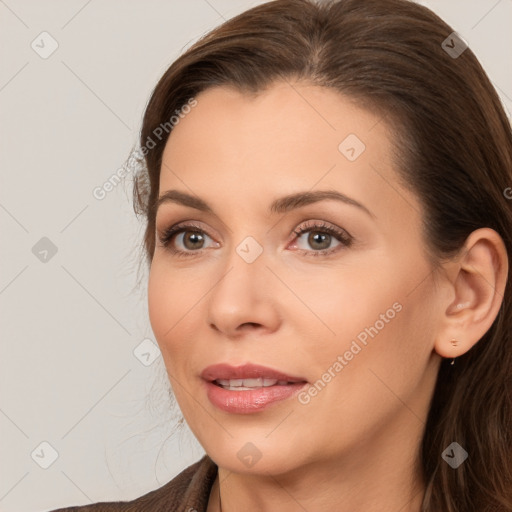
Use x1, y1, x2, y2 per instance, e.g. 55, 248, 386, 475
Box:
200, 363, 309, 414
200, 363, 308, 385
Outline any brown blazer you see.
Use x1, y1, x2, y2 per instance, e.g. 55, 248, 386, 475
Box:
50, 455, 218, 512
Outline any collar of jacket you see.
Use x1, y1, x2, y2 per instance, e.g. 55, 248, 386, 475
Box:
50, 454, 218, 512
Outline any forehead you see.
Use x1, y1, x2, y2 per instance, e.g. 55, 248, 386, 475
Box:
162, 81, 386, 173
159, 81, 419, 227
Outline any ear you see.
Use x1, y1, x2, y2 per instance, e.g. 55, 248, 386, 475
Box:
434, 228, 508, 359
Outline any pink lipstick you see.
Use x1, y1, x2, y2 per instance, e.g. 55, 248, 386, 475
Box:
201, 363, 308, 414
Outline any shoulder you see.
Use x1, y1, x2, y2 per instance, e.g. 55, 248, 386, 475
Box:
48, 455, 217, 512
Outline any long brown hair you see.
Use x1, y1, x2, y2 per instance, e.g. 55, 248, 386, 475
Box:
132, 0, 512, 510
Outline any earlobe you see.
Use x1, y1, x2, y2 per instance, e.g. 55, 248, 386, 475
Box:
433, 228, 508, 361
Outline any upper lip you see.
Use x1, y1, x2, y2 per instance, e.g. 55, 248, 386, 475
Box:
201, 363, 308, 383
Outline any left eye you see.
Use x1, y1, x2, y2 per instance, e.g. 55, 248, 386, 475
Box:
290, 221, 353, 256
294, 229, 340, 251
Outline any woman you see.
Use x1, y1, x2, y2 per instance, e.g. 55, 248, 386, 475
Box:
52, 0, 512, 510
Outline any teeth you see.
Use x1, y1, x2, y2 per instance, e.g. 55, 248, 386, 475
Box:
215, 378, 283, 389
241, 378, 262, 387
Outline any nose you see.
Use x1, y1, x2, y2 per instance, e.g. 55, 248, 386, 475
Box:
206, 247, 281, 339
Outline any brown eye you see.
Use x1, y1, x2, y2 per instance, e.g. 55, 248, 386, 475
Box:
291, 220, 353, 257
158, 222, 218, 258
306, 231, 332, 251
181, 231, 206, 250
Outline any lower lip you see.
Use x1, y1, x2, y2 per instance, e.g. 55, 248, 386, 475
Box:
204, 380, 308, 414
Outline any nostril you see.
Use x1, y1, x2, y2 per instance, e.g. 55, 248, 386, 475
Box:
241, 322, 260, 329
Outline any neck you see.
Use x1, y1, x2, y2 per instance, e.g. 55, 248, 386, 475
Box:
215, 465, 424, 512
209, 436, 425, 512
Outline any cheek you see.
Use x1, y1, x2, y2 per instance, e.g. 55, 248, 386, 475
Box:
147, 264, 167, 341
285, 261, 400, 355
293, 251, 437, 386
147, 261, 187, 369
305, 271, 437, 423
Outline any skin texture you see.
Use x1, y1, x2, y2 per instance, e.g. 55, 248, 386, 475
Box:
147, 81, 508, 512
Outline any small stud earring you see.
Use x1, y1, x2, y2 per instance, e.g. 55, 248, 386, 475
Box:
450, 339, 459, 365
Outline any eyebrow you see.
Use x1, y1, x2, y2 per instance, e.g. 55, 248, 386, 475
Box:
155, 189, 375, 218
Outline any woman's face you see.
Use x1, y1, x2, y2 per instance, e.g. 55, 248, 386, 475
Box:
148, 81, 444, 475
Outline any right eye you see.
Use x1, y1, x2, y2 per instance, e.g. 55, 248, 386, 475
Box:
158, 222, 219, 257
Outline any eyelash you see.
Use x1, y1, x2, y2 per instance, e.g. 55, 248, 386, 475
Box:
157, 220, 353, 259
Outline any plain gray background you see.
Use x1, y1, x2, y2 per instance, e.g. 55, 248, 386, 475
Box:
1, 1, 511, 511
